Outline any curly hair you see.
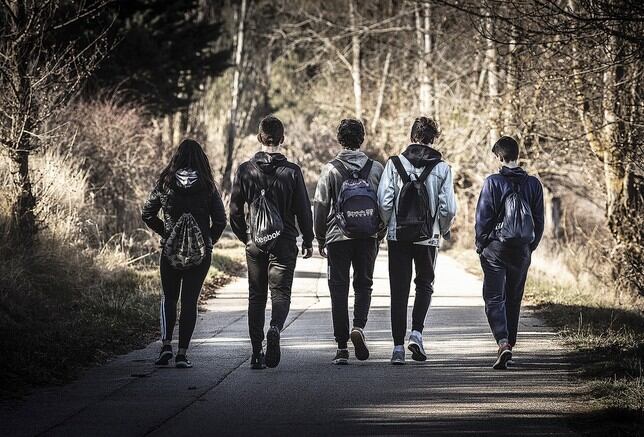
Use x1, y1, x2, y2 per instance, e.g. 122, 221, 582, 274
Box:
258, 115, 284, 147
336, 118, 365, 149
410, 117, 440, 144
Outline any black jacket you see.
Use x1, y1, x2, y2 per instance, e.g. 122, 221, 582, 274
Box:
141, 175, 226, 250
230, 152, 314, 247
475, 166, 545, 252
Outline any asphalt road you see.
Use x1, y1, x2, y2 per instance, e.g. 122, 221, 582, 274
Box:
1, 248, 581, 436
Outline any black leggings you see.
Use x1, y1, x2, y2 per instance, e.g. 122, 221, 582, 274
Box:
160, 252, 211, 349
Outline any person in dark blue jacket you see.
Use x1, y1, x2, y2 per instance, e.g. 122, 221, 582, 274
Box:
475, 136, 544, 370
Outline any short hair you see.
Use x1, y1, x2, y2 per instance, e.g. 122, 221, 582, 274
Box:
492, 136, 520, 162
258, 115, 284, 147
336, 118, 365, 149
410, 117, 440, 144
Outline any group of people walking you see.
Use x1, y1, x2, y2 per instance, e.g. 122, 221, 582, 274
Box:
142, 114, 544, 372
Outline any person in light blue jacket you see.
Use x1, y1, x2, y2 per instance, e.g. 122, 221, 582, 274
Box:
378, 117, 457, 365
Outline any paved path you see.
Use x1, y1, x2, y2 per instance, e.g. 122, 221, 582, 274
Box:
2, 249, 581, 436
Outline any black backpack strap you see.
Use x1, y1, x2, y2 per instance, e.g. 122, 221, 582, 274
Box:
358, 159, 374, 180
417, 159, 442, 183
330, 159, 352, 180
251, 162, 283, 195
265, 166, 285, 193
390, 156, 411, 184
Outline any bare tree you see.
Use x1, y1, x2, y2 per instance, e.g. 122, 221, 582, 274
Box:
0, 0, 110, 247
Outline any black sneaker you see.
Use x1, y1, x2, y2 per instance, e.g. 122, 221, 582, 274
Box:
155, 345, 173, 366
175, 354, 193, 369
251, 351, 266, 370
492, 344, 512, 370
350, 327, 369, 361
332, 349, 349, 365
265, 326, 281, 368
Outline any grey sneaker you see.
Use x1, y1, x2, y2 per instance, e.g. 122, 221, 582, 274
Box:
390, 349, 405, 365
350, 327, 369, 361
493, 344, 513, 370
332, 349, 349, 365
408, 332, 427, 362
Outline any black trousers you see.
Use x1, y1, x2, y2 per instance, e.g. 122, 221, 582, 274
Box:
246, 238, 298, 354
388, 241, 437, 346
326, 238, 379, 348
160, 252, 211, 349
480, 240, 531, 346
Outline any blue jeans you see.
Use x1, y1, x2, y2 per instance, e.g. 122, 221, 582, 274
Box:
480, 241, 531, 346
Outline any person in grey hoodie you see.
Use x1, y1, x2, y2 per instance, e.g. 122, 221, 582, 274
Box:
378, 117, 457, 365
314, 119, 385, 365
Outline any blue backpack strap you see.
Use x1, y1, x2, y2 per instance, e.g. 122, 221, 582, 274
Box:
390, 156, 411, 184
330, 159, 352, 181
358, 159, 374, 180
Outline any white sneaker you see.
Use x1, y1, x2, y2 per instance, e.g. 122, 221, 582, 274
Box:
408, 331, 427, 362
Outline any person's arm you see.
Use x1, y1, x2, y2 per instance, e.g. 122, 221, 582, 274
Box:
377, 159, 396, 226
293, 166, 314, 249
438, 165, 457, 237
141, 185, 165, 236
530, 178, 545, 252
209, 187, 227, 245
474, 177, 496, 253
370, 162, 388, 241
229, 166, 248, 243
313, 164, 332, 249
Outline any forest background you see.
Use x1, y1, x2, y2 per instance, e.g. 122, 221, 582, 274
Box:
0, 0, 642, 431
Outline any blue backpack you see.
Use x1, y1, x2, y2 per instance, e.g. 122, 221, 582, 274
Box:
331, 159, 380, 239
495, 180, 535, 246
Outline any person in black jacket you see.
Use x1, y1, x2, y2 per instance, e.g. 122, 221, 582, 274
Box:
229, 115, 314, 370
475, 136, 544, 370
142, 139, 226, 369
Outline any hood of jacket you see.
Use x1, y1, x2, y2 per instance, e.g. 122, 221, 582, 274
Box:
499, 165, 528, 184
173, 168, 205, 193
334, 148, 370, 171
251, 151, 287, 174
402, 144, 442, 168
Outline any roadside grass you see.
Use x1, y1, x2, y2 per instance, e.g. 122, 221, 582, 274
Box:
446, 247, 644, 434
1, 233, 246, 399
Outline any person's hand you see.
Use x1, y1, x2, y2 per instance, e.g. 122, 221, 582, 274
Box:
319, 246, 327, 258
302, 244, 313, 259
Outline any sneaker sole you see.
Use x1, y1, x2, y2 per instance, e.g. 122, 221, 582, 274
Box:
350, 330, 369, 361
154, 352, 173, 366
391, 360, 406, 365
332, 358, 349, 365
492, 349, 512, 370
265, 329, 281, 368
408, 343, 427, 362
175, 362, 193, 369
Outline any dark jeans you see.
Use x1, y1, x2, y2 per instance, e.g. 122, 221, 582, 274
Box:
160, 252, 211, 349
326, 238, 379, 348
246, 238, 298, 354
480, 240, 532, 346
388, 241, 437, 346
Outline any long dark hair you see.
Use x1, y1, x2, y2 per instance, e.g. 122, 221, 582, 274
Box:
157, 139, 216, 192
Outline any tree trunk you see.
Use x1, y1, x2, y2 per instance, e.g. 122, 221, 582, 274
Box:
371, 51, 391, 134
349, 0, 362, 121
416, 2, 432, 115
485, 15, 500, 147
504, 25, 518, 135
570, 0, 644, 295
222, 0, 247, 194
11, 150, 37, 248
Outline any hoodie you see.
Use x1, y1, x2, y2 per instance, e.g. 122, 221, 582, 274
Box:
377, 144, 457, 245
141, 168, 227, 250
313, 148, 385, 247
229, 151, 314, 247
475, 165, 545, 252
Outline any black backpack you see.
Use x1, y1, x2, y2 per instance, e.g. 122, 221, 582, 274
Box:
494, 180, 535, 246
330, 159, 379, 239
163, 193, 208, 270
390, 156, 442, 242
250, 165, 285, 252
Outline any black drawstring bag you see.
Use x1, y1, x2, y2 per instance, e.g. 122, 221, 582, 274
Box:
250, 166, 284, 252
495, 180, 535, 246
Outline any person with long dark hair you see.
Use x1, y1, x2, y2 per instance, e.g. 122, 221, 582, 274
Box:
142, 139, 226, 368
